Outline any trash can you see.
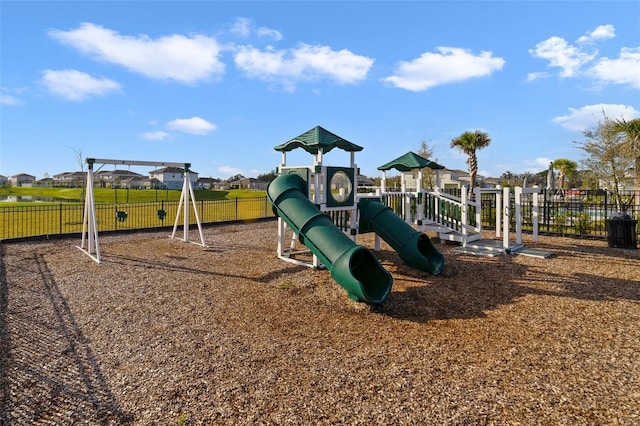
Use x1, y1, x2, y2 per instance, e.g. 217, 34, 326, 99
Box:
606, 211, 638, 249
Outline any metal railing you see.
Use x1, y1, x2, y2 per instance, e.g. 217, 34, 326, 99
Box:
0, 197, 275, 241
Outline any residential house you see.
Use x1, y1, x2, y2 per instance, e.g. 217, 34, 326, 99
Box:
197, 177, 220, 190
229, 177, 268, 191
34, 177, 55, 187
357, 175, 375, 188
438, 169, 486, 190
95, 169, 145, 188
598, 167, 635, 191
0, 175, 8, 186
9, 173, 36, 187
53, 171, 86, 187
149, 167, 198, 190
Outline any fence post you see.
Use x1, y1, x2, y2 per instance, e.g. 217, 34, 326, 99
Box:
503, 187, 510, 249
59, 203, 63, 235
515, 186, 522, 245
532, 189, 539, 241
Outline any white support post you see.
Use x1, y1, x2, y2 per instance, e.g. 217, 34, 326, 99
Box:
380, 171, 387, 194
461, 188, 469, 247
277, 218, 285, 257
503, 187, 510, 249
495, 186, 502, 238
515, 186, 523, 245
416, 169, 424, 225
77, 165, 101, 263
474, 186, 482, 234
531, 187, 539, 241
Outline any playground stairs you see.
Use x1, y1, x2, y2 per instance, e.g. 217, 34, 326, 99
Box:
453, 239, 520, 257
453, 239, 554, 258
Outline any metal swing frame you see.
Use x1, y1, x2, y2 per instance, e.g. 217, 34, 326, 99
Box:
78, 158, 207, 263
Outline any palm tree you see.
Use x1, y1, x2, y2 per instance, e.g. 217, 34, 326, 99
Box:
611, 118, 640, 207
552, 158, 578, 190
450, 130, 491, 195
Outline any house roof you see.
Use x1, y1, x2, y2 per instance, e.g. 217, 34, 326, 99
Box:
378, 151, 445, 172
274, 126, 363, 154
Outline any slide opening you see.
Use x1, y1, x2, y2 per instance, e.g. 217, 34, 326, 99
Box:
350, 248, 391, 303
416, 234, 433, 257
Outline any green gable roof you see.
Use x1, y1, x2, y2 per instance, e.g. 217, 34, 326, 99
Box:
274, 126, 363, 155
377, 151, 445, 172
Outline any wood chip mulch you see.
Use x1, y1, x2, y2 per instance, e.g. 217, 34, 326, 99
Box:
1, 218, 639, 425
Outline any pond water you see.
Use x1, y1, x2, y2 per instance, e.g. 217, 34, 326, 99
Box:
0, 196, 81, 203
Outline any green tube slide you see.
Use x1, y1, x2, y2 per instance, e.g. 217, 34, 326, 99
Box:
267, 173, 393, 304
358, 198, 444, 275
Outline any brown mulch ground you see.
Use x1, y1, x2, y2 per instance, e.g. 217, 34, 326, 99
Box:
1, 218, 639, 425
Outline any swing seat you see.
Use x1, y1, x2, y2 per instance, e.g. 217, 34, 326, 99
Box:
157, 209, 167, 220
116, 211, 128, 222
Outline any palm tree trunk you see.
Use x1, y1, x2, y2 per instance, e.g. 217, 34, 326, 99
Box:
467, 151, 478, 197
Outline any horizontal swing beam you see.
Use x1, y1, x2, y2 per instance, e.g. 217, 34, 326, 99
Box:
86, 158, 190, 169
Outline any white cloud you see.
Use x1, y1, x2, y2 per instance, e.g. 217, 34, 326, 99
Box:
529, 36, 596, 78
167, 117, 216, 135
256, 27, 282, 42
230, 17, 282, 41
552, 104, 640, 132
382, 47, 505, 91
49, 22, 225, 84
231, 17, 252, 38
526, 71, 549, 82
0, 94, 22, 105
143, 131, 170, 141
589, 47, 640, 89
40, 69, 121, 101
528, 24, 639, 89
234, 43, 373, 90
577, 24, 615, 44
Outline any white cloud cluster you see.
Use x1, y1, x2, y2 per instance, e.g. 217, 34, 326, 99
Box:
231, 17, 282, 41
40, 69, 121, 101
0, 94, 22, 106
234, 43, 374, 91
143, 117, 216, 141
167, 117, 217, 135
382, 47, 505, 91
48, 22, 226, 84
552, 103, 640, 132
529, 24, 639, 88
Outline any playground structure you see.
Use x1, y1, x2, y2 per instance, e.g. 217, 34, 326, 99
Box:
78, 158, 206, 263
267, 126, 445, 304
376, 150, 544, 256
267, 126, 550, 303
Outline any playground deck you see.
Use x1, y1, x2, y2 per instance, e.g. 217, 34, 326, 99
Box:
1, 219, 639, 424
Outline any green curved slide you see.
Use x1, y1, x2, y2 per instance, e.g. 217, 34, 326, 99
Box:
358, 198, 444, 276
267, 173, 393, 304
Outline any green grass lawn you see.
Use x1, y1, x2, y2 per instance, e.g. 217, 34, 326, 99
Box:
0, 186, 266, 204
0, 186, 274, 240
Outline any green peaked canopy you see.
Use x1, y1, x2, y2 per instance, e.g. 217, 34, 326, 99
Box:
377, 151, 445, 172
274, 126, 363, 155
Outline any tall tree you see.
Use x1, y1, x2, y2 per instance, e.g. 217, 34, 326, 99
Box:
552, 158, 578, 190
611, 117, 640, 207
450, 130, 491, 194
575, 113, 631, 209
417, 138, 437, 189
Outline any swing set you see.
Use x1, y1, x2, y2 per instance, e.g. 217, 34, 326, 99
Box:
78, 158, 207, 263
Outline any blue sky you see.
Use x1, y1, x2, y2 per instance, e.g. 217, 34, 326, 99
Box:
1, 1, 639, 181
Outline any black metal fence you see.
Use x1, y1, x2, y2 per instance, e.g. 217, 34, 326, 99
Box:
478, 188, 639, 240
1, 191, 638, 243
0, 197, 275, 241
